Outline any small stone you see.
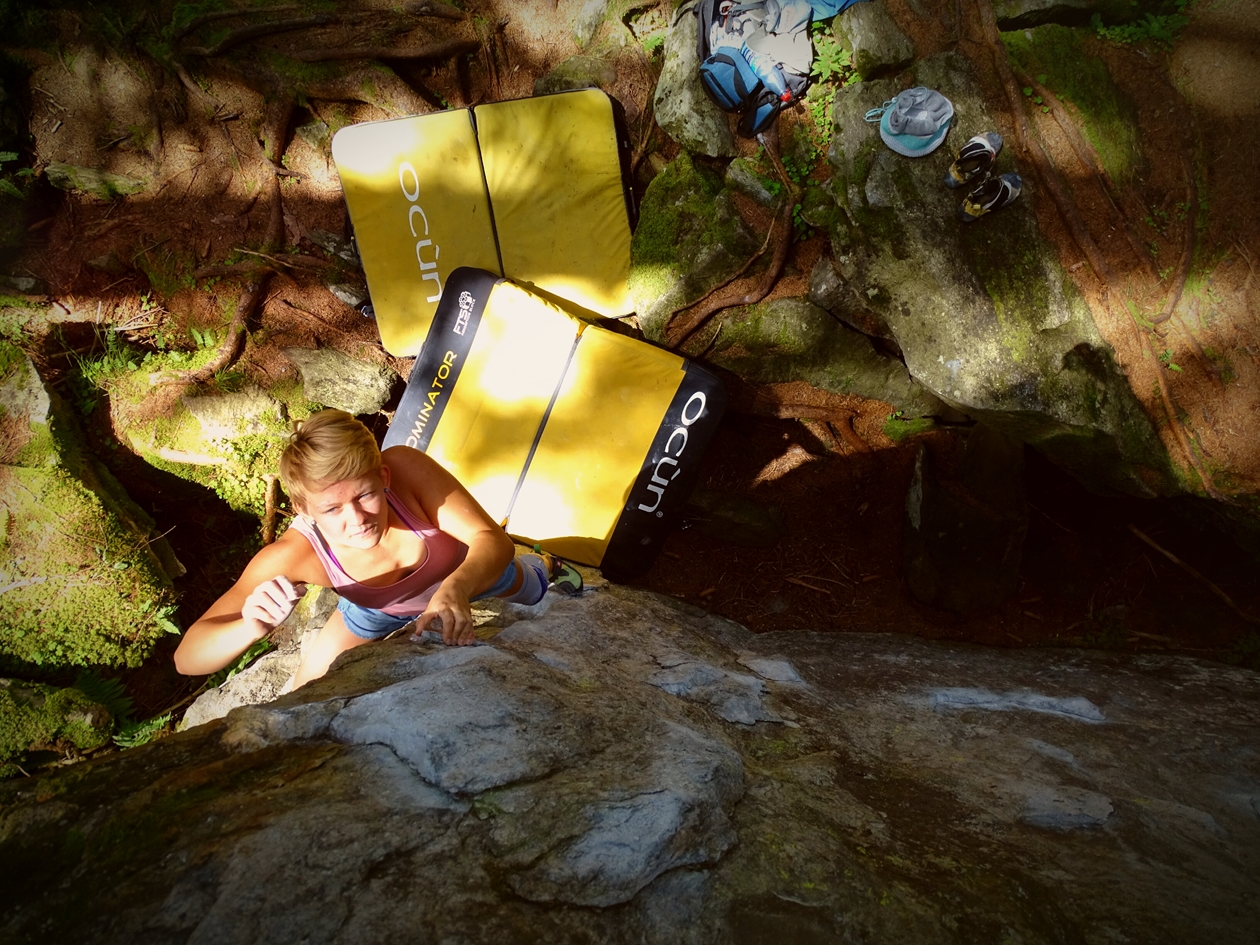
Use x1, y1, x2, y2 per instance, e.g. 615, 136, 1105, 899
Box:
282, 347, 397, 416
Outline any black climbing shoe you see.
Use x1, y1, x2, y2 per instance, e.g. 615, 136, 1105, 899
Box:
534, 545, 583, 596
958, 172, 1022, 223
944, 132, 1002, 189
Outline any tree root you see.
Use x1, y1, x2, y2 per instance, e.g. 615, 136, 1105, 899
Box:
1135, 320, 1224, 500
402, 0, 469, 20
975, 0, 1112, 285
183, 14, 337, 57
1129, 525, 1258, 624
1150, 152, 1197, 326
173, 5, 299, 42
301, 66, 432, 118
747, 402, 871, 453
166, 176, 285, 386
262, 475, 280, 546
666, 200, 793, 350
293, 39, 479, 63
666, 124, 797, 349
1012, 67, 1160, 283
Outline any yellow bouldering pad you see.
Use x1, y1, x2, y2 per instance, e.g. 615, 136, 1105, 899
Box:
333, 89, 634, 356
383, 269, 725, 576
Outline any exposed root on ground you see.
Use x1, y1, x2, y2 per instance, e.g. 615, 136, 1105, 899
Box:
294, 39, 479, 63
166, 175, 285, 386
1130, 525, 1259, 624
182, 14, 338, 57
173, 5, 300, 42
262, 475, 280, 546
666, 124, 797, 349
1012, 67, 1160, 283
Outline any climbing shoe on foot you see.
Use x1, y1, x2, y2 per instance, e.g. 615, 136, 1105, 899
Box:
958, 172, 1022, 222
943, 132, 1002, 189
535, 545, 584, 596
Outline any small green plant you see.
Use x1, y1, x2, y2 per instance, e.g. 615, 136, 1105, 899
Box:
810, 28, 851, 84
0, 151, 33, 199
206, 637, 274, 689
71, 670, 173, 750
1158, 348, 1183, 372
72, 670, 134, 721
805, 82, 836, 133
69, 329, 141, 415
113, 712, 172, 748
190, 326, 216, 349
1091, 2, 1192, 48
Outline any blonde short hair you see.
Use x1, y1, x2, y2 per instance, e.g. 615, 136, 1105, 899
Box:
279, 409, 381, 510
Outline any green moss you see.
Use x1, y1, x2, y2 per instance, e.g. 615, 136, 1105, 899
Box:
629, 152, 742, 304
883, 416, 936, 441
0, 466, 176, 670
1002, 25, 1143, 185
963, 226, 1053, 365
0, 680, 113, 762
0, 336, 24, 382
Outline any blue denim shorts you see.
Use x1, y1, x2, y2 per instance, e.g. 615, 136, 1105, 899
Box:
338, 557, 520, 640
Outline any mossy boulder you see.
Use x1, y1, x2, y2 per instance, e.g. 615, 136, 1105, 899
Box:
535, 55, 618, 95
44, 163, 146, 200
707, 297, 946, 417
0, 346, 180, 670
120, 380, 309, 519
281, 347, 397, 417
630, 152, 761, 341
825, 53, 1175, 496
0, 678, 113, 768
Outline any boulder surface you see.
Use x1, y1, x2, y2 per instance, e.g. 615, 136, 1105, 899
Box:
2, 587, 1257, 944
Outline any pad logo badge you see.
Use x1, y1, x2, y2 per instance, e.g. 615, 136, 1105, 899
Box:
636, 391, 707, 514
454, 291, 475, 336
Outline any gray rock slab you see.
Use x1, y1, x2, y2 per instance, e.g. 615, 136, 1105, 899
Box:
180, 386, 282, 441
3, 587, 1258, 944
833, 0, 915, 79
653, 4, 736, 158
573, 0, 612, 47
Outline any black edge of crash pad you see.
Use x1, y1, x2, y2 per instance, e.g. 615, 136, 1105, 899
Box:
600, 360, 727, 580
382, 266, 499, 453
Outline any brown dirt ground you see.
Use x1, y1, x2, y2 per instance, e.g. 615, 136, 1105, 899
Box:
7, 1, 1259, 717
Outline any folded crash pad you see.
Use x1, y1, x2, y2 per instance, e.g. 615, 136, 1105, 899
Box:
332, 89, 635, 356
383, 268, 725, 576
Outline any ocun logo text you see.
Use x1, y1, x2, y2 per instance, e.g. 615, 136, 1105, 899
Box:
398, 162, 442, 303
636, 391, 706, 514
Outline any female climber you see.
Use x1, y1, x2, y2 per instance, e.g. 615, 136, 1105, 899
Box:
173, 409, 578, 687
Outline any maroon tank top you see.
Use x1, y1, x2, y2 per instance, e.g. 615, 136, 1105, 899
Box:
289, 490, 468, 616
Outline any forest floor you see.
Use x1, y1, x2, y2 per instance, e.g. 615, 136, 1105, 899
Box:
2, 0, 1258, 721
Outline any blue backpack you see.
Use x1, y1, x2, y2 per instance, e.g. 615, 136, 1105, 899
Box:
695, 0, 872, 137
